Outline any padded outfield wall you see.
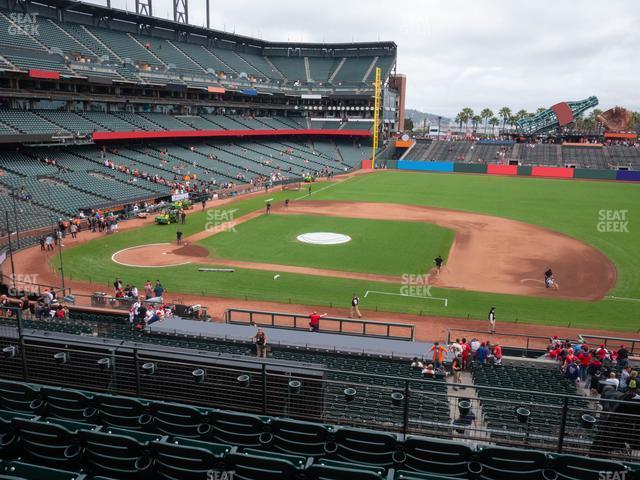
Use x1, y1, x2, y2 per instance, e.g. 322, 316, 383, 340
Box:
394, 161, 640, 182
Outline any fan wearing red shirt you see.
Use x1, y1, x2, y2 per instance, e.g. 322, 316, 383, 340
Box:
577, 348, 591, 382
308, 311, 327, 332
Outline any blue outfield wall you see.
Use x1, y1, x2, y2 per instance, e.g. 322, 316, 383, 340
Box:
397, 161, 454, 172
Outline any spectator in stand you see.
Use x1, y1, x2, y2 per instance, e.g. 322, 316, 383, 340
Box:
308, 311, 326, 332
422, 363, 435, 378
470, 338, 481, 363
476, 342, 489, 365
0, 295, 10, 316
620, 366, 632, 391
492, 343, 503, 366
430, 342, 447, 369
450, 338, 463, 358
603, 372, 620, 390
254, 328, 267, 358
586, 356, 603, 392
565, 360, 580, 385
461, 338, 471, 369
451, 356, 463, 389
410, 357, 424, 370
577, 346, 591, 382
617, 345, 630, 368
595, 344, 609, 362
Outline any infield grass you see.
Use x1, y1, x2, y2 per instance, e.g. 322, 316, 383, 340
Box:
199, 214, 453, 276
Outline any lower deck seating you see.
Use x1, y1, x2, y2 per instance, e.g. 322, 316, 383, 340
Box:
0, 379, 633, 480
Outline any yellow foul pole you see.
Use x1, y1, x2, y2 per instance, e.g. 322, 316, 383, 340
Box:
371, 66, 381, 169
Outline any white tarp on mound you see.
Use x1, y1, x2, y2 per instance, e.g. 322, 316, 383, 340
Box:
296, 232, 352, 245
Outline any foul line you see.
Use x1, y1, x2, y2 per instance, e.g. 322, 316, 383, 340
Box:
606, 296, 640, 303
294, 176, 353, 201
364, 290, 449, 307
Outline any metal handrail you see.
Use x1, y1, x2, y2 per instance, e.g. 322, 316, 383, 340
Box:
225, 308, 415, 341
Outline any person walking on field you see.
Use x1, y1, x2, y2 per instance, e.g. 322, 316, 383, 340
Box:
488, 306, 496, 333
434, 255, 443, 275
350, 294, 362, 319
176, 231, 183, 246
181, 210, 186, 225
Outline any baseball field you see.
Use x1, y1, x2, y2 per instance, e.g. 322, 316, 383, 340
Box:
52, 170, 640, 331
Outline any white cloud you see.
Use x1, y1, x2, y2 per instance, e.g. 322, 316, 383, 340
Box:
83, 0, 640, 116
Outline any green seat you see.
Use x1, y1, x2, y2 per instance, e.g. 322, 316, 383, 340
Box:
268, 418, 334, 457
40, 387, 97, 423
12, 418, 84, 467
94, 394, 152, 431
0, 381, 42, 414
334, 427, 398, 467
479, 446, 548, 480
552, 454, 627, 480
395, 471, 458, 480
151, 401, 211, 438
152, 439, 233, 480
401, 436, 473, 476
226, 450, 305, 480
78, 429, 155, 479
209, 410, 267, 448
307, 458, 387, 480
0, 461, 86, 480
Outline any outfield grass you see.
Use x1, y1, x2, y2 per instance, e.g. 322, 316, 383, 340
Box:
199, 214, 453, 276
55, 173, 640, 331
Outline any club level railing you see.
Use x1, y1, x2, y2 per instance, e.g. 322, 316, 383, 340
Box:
225, 308, 416, 341
0, 309, 638, 462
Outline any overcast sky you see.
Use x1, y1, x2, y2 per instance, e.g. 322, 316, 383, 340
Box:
85, 0, 639, 118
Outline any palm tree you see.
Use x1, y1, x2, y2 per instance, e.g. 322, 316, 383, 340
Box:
508, 116, 518, 130
489, 116, 499, 135
536, 107, 546, 115
498, 107, 511, 131
516, 109, 528, 121
480, 108, 493, 134
471, 115, 482, 132
455, 113, 464, 131
461, 108, 474, 132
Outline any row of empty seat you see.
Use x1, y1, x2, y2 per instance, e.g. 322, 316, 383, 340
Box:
408, 141, 640, 168
0, 378, 634, 480
0, 9, 396, 91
